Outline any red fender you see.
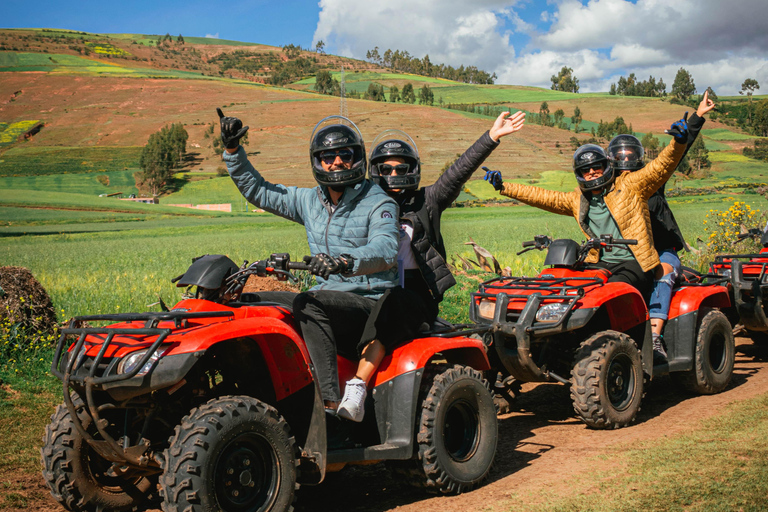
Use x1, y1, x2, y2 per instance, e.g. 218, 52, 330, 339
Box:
362, 336, 490, 388
576, 282, 648, 332
668, 285, 731, 319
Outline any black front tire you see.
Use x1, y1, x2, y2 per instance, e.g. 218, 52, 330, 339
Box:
571, 330, 644, 429
41, 395, 155, 512
160, 396, 298, 512
416, 365, 497, 494
677, 310, 735, 394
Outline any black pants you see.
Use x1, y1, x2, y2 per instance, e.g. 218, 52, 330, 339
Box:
595, 259, 655, 301
357, 270, 439, 354
292, 290, 378, 403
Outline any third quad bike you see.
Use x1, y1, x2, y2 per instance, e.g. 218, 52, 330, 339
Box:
709, 227, 768, 344
42, 253, 497, 512
470, 235, 735, 429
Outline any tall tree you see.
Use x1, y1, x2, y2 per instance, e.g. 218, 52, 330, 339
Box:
571, 106, 583, 133
418, 84, 434, 105
314, 70, 338, 95
752, 99, 768, 137
389, 85, 400, 103
687, 135, 710, 173
138, 124, 188, 196
671, 68, 696, 103
741, 78, 760, 124
315, 40, 325, 54
401, 83, 416, 104
539, 102, 553, 127
176, 34, 184, 44
550, 66, 580, 92
641, 132, 660, 160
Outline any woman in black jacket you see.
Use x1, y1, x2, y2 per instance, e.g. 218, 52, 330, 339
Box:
336, 111, 526, 421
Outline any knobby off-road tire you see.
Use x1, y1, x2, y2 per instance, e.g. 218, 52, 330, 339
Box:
676, 310, 735, 394
41, 395, 155, 512
570, 330, 644, 429
416, 364, 498, 494
160, 395, 298, 512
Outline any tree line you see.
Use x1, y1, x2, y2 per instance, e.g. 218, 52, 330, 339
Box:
365, 47, 496, 84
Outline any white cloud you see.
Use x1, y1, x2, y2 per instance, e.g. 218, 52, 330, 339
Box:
313, 0, 516, 72
205, 33, 219, 39
313, 0, 768, 95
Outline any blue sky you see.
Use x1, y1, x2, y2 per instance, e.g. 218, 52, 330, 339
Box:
4, 0, 767, 94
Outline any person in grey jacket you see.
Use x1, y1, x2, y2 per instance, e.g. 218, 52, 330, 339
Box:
336, 111, 526, 422
219, 109, 399, 412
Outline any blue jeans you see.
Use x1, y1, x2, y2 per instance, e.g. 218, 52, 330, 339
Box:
649, 249, 681, 321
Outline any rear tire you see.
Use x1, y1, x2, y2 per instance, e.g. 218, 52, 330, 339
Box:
160, 396, 298, 512
570, 330, 644, 429
677, 310, 735, 394
41, 395, 155, 512
416, 365, 497, 494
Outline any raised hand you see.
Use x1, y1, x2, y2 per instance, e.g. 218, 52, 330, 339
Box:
697, 90, 716, 117
217, 107, 249, 150
489, 110, 526, 142
665, 112, 689, 144
482, 166, 504, 191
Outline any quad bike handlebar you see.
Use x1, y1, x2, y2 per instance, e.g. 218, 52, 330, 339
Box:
225, 253, 309, 296
517, 234, 637, 259
735, 228, 764, 244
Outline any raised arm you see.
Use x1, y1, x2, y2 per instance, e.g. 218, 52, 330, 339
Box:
427, 111, 526, 211
219, 109, 307, 223
485, 168, 575, 216
623, 114, 690, 200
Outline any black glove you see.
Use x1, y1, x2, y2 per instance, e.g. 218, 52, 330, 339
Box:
303, 254, 354, 279
665, 112, 689, 144
217, 107, 249, 150
482, 166, 504, 191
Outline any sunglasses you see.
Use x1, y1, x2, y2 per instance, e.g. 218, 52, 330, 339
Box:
320, 149, 355, 164
377, 163, 410, 175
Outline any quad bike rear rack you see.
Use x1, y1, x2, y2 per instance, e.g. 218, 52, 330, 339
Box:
51, 310, 234, 470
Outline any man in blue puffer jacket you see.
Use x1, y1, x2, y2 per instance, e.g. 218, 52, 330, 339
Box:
219, 109, 399, 411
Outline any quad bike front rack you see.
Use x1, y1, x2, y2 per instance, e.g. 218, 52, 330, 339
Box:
52, 310, 234, 470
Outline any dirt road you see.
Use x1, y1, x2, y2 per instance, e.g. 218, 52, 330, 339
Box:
11, 339, 768, 512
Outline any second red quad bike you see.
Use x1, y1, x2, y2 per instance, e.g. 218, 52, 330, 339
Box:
709, 227, 768, 344
470, 235, 735, 429
42, 253, 497, 512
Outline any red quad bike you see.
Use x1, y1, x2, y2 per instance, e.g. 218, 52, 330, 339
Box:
42, 253, 498, 512
469, 235, 735, 429
709, 227, 768, 345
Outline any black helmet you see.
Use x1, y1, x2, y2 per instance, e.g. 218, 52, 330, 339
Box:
309, 116, 366, 188
573, 144, 613, 192
175, 254, 239, 302
369, 129, 421, 192
607, 134, 644, 172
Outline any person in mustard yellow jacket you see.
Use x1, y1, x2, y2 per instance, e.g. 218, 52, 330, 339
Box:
483, 115, 689, 306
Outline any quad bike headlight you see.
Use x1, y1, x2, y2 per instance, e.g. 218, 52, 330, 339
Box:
477, 299, 497, 320
118, 346, 170, 376
535, 303, 570, 323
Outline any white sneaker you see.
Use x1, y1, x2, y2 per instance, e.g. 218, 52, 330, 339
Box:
337, 378, 367, 422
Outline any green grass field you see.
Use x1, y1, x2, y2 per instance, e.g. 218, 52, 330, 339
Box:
0, 169, 140, 196
0, 51, 262, 81
702, 128, 763, 141
0, 146, 142, 177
